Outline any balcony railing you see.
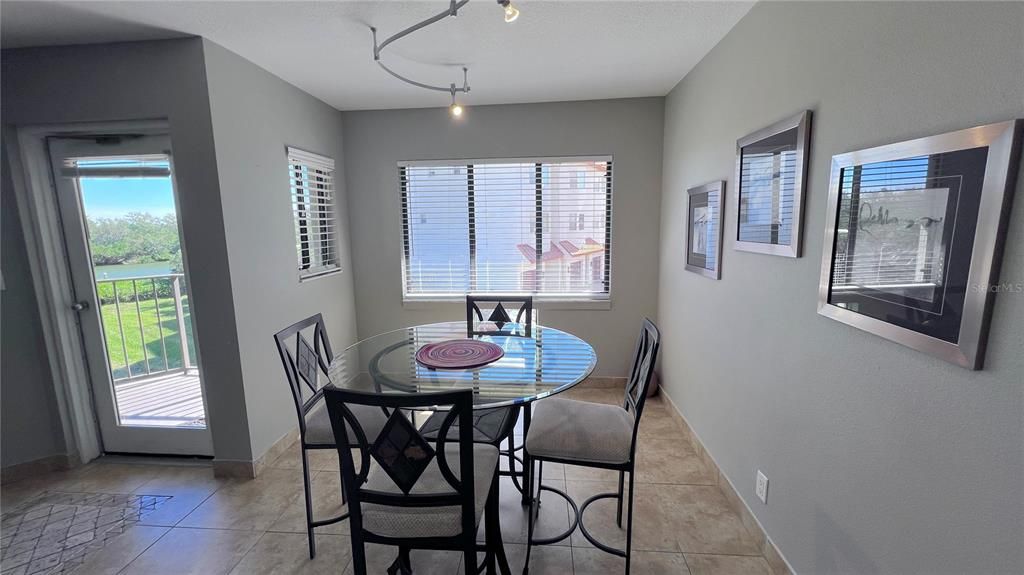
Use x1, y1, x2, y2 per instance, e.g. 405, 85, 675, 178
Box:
95, 273, 194, 382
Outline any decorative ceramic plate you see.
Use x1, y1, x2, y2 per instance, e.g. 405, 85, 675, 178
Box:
415, 339, 505, 370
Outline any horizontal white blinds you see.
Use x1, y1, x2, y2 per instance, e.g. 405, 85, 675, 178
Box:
287, 147, 339, 278
401, 157, 612, 299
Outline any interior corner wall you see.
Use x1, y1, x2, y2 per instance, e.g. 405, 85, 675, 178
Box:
0, 38, 252, 463
1, 143, 66, 469
657, 2, 1024, 574
200, 40, 358, 462
341, 98, 664, 377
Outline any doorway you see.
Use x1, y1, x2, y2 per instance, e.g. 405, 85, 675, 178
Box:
48, 134, 212, 456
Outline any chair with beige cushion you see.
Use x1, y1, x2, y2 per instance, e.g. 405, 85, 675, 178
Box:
522, 318, 660, 575
274, 314, 389, 559
324, 387, 506, 575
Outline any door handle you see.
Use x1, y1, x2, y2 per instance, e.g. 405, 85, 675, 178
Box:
71, 301, 90, 312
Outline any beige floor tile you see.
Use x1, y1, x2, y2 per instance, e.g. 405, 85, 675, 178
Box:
664, 485, 762, 556
458, 543, 574, 575
177, 468, 304, 531
268, 442, 340, 473
120, 527, 261, 575
520, 459, 566, 483
267, 471, 348, 535
566, 480, 680, 552
684, 553, 773, 575
637, 404, 691, 442
497, 477, 573, 546
229, 531, 351, 574
65, 524, 169, 575
133, 466, 227, 527
572, 548, 690, 574
561, 388, 625, 405
564, 464, 619, 482
342, 544, 461, 575
635, 439, 717, 485
1, 470, 88, 509
59, 463, 169, 494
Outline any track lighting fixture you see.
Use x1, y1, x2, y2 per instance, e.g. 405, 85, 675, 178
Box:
371, 0, 522, 119
449, 89, 464, 118
498, 0, 520, 23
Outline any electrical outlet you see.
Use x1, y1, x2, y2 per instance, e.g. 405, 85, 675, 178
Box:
755, 470, 769, 504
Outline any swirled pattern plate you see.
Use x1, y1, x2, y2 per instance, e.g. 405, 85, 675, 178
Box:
415, 339, 505, 370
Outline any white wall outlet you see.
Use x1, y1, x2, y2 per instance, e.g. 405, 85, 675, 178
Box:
755, 470, 769, 504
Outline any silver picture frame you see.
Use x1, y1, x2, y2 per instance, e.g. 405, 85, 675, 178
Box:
817, 120, 1022, 369
685, 180, 725, 280
733, 110, 812, 257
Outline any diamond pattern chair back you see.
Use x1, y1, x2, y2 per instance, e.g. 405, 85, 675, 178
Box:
466, 294, 534, 336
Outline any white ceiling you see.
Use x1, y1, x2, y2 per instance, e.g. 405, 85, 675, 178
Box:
1, 1, 753, 111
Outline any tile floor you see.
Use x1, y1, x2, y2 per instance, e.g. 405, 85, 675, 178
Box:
1, 389, 773, 575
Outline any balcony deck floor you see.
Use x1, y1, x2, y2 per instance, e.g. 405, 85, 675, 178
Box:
113, 370, 206, 428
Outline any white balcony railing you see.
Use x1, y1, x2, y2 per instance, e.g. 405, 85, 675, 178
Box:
95, 273, 193, 381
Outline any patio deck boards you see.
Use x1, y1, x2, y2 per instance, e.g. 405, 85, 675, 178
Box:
113, 370, 205, 428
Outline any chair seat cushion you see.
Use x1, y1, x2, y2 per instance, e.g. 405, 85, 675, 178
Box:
525, 397, 634, 465
419, 406, 518, 445
361, 443, 499, 539
304, 400, 389, 447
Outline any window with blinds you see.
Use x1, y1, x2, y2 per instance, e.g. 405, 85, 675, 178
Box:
287, 147, 339, 280
400, 157, 612, 301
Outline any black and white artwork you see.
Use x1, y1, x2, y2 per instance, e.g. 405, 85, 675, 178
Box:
686, 181, 724, 280
734, 110, 811, 257
818, 120, 1022, 369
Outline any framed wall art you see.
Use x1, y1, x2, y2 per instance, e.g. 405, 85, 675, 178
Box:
685, 180, 725, 279
734, 110, 812, 257
817, 120, 1022, 369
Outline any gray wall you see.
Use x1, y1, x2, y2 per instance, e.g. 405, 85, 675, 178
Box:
201, 41, 359, 460
1, 39, 252, 462
657, 2, 1024, 573
1, 145, 66, 469
342, 99, 664, 376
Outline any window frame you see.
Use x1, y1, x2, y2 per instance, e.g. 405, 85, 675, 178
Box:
287, 146, 341, 282
398, 155, 613, 304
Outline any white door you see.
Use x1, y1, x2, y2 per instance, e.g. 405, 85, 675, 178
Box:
48, 135, 213, 456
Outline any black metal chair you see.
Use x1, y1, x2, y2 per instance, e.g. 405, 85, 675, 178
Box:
323, 387, 507, 575
273, 314, 390, 559
522, 318, 661, 575
466, 294, 533, 337
420, 295, 534, 498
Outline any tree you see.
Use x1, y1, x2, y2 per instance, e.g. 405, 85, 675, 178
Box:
87, 212, 181, 269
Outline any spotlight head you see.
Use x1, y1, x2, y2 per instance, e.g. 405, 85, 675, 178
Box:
497, 0, 519, 23
449, 102, 464, 117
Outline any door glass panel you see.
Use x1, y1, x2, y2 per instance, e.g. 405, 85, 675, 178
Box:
71, 155, 207, 428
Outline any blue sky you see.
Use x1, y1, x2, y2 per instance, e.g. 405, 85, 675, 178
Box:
80, 177, 176, 218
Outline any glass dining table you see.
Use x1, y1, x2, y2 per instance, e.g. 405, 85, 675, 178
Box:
325, 321, 597, 408
325, 321, 596, 575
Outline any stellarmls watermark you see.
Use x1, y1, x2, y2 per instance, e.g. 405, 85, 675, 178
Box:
970, 282, 1024, 293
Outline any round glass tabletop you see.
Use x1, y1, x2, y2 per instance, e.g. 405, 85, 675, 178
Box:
326, 322, 597, 409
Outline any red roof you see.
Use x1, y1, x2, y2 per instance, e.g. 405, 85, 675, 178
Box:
516, 242, 569, 263
558, 240, 579, 254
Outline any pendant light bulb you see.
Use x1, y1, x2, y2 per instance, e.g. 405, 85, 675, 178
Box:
503, 2, 520, 23
449, 88, 464, 118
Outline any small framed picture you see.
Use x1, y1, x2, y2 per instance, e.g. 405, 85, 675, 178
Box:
734, 110, 812, 257
818, 120, 1022, 369
685, 180, 725, 280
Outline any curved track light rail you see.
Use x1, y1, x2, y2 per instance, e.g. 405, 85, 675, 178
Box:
370, 0, 472, 96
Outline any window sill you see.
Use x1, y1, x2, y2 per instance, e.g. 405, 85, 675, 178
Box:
401, 298, 611, 311
299, 268, 343, 283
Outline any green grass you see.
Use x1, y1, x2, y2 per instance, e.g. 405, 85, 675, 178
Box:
100, 293, 195, 380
